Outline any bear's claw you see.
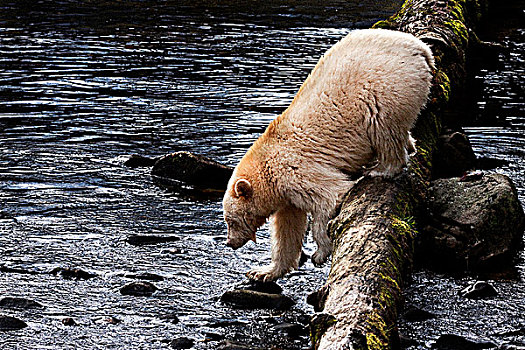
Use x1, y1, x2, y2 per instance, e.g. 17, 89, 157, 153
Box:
311, 249, 330, 267
246, 266, 284, 282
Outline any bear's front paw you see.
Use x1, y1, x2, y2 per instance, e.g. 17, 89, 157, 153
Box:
246, 265, 285, 282
311, 248, 331, 267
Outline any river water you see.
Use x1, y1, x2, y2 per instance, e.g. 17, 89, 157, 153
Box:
0, 1, 523, 349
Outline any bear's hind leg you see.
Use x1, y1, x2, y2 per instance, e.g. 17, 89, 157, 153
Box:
246, 206, 306, 282
368, 129, 412, 177
311, 215, 332, 267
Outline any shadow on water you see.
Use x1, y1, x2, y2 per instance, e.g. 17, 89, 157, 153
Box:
0, 0, 524, 349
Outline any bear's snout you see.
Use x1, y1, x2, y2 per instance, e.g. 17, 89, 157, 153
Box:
225, 236, 250, 250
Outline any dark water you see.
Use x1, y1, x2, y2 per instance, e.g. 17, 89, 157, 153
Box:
0, 1, 523, 349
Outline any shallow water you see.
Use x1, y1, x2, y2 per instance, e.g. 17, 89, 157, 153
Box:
0, 1, 524, 349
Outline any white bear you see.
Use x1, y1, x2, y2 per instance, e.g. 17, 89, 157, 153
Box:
223, 28, 434, 281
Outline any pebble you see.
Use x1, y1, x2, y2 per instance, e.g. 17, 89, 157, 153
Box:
120, 281, 158, 296
220, 289, 295, 310
126, 234, 181, 246
50, 267, 96, 280
234, 279, 283, 294
62, 317, 76, 326
0, 315, 27, 331
432, 334, 497, 349
123, 272, 164, 281
170, 337, 194, 349
402, 306, 436, 322
104, 316, 121, 325
272, 322, 307, 337
0, 297, 44, 310
124, 154, 159, 168
460, 281, 498, 299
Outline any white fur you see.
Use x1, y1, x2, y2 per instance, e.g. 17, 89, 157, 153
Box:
223, 29, 434, 281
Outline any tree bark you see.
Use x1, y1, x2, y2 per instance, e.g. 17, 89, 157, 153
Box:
310, 0, 489, 348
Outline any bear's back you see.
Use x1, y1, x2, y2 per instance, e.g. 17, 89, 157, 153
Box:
282, 28, 434, 131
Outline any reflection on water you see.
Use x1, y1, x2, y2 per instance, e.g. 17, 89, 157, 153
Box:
0, 1, 524, 349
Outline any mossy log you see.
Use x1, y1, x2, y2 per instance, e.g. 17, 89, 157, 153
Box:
310, 0, 489, 348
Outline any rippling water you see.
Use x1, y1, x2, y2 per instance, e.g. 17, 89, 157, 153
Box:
1, 1, 524, 349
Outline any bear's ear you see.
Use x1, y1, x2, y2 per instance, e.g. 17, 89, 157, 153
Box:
234, 179, 252, 199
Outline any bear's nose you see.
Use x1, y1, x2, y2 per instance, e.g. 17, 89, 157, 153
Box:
225, 239, 241, 250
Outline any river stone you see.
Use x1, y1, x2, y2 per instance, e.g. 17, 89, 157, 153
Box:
170, 337, 194, 349
272, 322, 307, 337
0, 315, 27, 331
61, 317, 76, 326
126, 234, 181, 246
234, 279, 283, 294
0, 297, 44, 310
460, 281, 498, 299
217, 340, 264, 350
432, 334, 497, 349
419, 173, 525, 271
220, 289, 295, 310
51, 267, 97, 279
151, 151, 233, 190
124, 154, 160, 168
123, 272, 164, 281
402, 306, 436, 322
432, 130, 477, 179
120, 281, 158, 296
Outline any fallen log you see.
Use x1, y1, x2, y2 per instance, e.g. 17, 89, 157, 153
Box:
309, 0, 493, 348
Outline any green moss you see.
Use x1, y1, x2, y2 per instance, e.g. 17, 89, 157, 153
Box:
448, 0, 467, 22
310, 314, 337, 348
372, 0, 415, 29
445, 19, 469, 47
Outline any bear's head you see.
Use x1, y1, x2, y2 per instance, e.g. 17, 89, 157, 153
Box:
223, 178, 267, 250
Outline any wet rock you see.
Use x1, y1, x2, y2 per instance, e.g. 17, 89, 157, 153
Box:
0, 265, 39, 275
432, 334, 497, 349
62, 317, 76, 326
0, 315, 27, 331
272, 322, 307, 337
160, 314, 179, 324
477, 156, 509, 170
460, 281, 498, 299
0, 297, 44, 310
104, 316, 122, 324
50, 267, 97, 280
123, 272, 164, 281
419, 173, 525, 272
120, 281, 158, 296
204, 332, 224, 342
234, 279, 283, 294
170, 337, 194, 349
306, 287, 329, 312
151, 151, 233, 190
220, 289, 295, 310
208, 319, 248, 328
432, 130, 477, 179
126, 234, 181, 246
217, 340, 263, 350
124, 154, 160, 168
402, 306, 436, 322
399, 334, 419, 348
